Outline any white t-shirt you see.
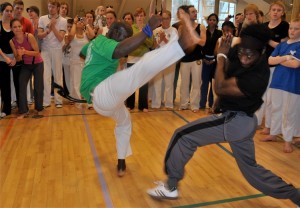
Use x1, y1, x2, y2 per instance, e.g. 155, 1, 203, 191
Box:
153, 26, 178, 48
38, 15, 67, 50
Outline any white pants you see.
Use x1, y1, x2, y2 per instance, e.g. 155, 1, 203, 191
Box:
41, 48, 63, 106
180, 61, 202, 110
92, 39, 184, 159
70, 61, 84, 99
255, 67, 275, 126
270, 89, 300, 142
151, 63, 175, 108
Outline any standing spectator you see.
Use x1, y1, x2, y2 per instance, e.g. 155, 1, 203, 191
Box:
179, 5, 206, 112
84, 11, 97, 36
234, 13, 244, 36
38, 0, 67, 108
258, 10, 264, 23
0, 2, 16, 118
261, 18, 300, 153
62, 18, 73, 98
101, 11, 117, 36
94, 5, 106, 29
27, 6, 40, 47
241, 4, 260, 31
67, 16, 93, 102
12, 0, 34, 108
9, 18, 44, 119
12, 0, 33, 34
151, 10, 178, 109
126, 8, 153, 112
122, 12, 134, 26
257, 0, 289, 132
26, 5, 40, 105
59, 2, 71, 19
200, 13, 222, 110
172, 5, 188, 102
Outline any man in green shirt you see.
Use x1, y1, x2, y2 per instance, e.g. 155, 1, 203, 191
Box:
80, 11, 200, 177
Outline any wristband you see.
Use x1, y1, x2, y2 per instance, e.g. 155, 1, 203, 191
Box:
217, 53, 227, 61
142, 24, 153, 37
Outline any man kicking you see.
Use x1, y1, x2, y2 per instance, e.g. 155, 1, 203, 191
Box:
147, 24, 300, 206
79, 11, 200, 176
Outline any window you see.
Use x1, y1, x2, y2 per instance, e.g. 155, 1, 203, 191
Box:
171, 0, 203, 24
219, 0, 236, 27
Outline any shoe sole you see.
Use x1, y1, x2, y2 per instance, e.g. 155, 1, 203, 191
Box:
148, 194, 178, 200
117, 170, 126, 177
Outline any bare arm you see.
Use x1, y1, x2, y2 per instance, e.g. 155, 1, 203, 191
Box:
9, 40, 21, 62
214, 35, 244, 97
113, 15, 162, 59
198, 24, 206, 46
85, 24, 95, 40
214, 57, 244, 96
113, 32, 149, 59
149, 0, 155, 17
25, 34, 40, 56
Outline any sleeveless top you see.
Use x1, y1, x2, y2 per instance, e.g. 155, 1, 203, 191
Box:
70, 33, 89, 62
12, 33, 43, 64
0, 20, 14, 56
181, 24, 204, 62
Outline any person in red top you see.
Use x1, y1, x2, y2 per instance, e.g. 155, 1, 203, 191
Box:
12, 0, 33, 34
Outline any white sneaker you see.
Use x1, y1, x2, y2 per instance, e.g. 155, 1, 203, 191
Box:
0, 112, 7, 118
147, 181, 178, 200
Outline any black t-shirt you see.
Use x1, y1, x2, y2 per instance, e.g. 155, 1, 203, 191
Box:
264, 21, 289, 59
181, 24, 204, 62
219, 45, 270, 115
0, 21, 14, 54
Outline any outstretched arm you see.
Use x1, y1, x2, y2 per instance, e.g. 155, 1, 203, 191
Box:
112, 15, 161, 59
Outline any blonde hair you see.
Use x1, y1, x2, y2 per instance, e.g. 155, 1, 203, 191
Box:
269, 0, 285, 13
291, 18, 300, 23
244, 4, 260, 22
134, 8, 146, 17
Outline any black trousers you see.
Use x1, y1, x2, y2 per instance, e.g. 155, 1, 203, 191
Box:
12, 61, 23, 107
18, 63, 44, 113
0, 61, 12, 115
125, 63, 148, 110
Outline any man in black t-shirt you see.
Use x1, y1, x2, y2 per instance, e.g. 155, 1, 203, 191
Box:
147, 24, 300, 207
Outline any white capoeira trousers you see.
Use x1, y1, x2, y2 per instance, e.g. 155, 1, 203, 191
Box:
179, 61, 202, 110
255, 66, 275, 126
151, 63, 176, 108
92, 38, 185, 159
270, 88, 300, 142
41, 48, 63, 106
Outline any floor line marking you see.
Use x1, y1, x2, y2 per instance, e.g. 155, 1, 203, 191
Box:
81, 110, 114, 208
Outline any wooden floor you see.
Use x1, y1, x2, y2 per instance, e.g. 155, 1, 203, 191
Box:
0, 102, 299, 208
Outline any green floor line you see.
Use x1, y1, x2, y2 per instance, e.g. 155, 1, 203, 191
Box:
174, 188, 300, 208
173, 193, 266, 208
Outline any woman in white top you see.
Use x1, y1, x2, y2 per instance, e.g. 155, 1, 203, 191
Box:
151, 10, 178, 109
67, 16, 94, 102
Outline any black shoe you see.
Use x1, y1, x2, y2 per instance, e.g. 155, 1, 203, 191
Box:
117, 159, 126, 177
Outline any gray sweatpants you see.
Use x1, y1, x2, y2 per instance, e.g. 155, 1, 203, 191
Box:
165, 111, 300, 205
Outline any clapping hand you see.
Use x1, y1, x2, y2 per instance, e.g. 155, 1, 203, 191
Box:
217, 34, 233, 56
